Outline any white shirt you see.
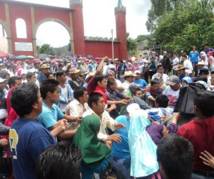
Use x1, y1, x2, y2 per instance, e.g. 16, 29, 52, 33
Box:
183, 59, 193, 74
82, 108, 117, 141
122, 80, 131, 96
65, 99, 89, 117
58, 84, 73, 112
152, 73, 169, 83
162, 86, 180, 108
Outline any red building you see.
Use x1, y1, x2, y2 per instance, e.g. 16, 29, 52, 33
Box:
0, 0, 128, 59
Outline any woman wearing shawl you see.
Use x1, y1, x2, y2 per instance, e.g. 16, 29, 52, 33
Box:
127, 103, 159, 178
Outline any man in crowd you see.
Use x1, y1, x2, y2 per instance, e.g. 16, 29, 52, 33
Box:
189, 46, 200, 76
152, 64, 169, 84
55, 71, 73, 112
37, 63, 50, 85
39, 79, 80, 139
37, 141, 81, 179
157, 135, 194, 179
177, 91, 214, 178
9, 83, 56, 179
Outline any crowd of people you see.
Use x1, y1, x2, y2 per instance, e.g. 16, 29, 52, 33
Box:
0, 46, 214, 179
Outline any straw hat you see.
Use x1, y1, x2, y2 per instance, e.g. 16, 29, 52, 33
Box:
69, 68, 80, 74
123, 71, 136, 78
40, 63, 50, 69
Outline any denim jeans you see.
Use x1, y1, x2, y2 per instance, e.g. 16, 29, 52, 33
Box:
111, 156, 131, 179
81, 156, 111, 179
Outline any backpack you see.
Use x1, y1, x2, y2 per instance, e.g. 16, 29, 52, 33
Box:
174, 83, 206, 114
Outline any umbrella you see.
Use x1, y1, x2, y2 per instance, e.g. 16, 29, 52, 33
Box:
0, 51, 8, 58
15, 55, 34, 60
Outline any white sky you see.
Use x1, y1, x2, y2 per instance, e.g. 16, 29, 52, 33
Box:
9, 0, 151, 47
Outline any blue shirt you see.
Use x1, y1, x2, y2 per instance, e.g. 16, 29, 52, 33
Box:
9, 119, 56, 179
112, 115, 130, 160
38, 103, 64, 129
134, 79, 148, 89
189, 51, 199, 64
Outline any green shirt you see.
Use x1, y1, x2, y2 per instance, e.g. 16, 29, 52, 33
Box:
74, 114, 111, 164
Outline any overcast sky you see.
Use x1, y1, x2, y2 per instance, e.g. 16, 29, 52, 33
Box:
11, 0, 151, 47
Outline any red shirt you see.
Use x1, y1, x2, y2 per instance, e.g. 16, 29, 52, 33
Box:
94, 86, 108, 104
177, 117, 214, 172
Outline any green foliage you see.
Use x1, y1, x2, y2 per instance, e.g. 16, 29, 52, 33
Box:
38, 44, 54, 55
38, 44, 71, 56
127, 38, 137, 56
151, 0, 214, 53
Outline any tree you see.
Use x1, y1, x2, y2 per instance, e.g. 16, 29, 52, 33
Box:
151, 0, 214, 53
38, 44, 54, 55
127, 38, 137, 56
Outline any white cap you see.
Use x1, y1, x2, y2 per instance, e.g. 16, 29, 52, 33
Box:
0, 78, 6, 83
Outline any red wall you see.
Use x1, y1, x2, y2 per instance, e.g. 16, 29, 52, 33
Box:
85, 40, 120, 58
34, 6, 70, 29
71, 4, 85, 56
9, 3, 33, 55
0, 4, 6, 21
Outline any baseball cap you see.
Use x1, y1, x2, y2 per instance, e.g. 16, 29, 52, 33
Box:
166, 75, 180, 86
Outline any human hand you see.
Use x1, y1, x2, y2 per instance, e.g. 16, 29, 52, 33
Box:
56, 119, 68, 131
0, 138, 8, 146
120, 99, 129, 105
115, 123, 124, 129
200, 151, 214, 169
107, 134, 121, 143
162, 126, 169, 138
105, 140, 112, 149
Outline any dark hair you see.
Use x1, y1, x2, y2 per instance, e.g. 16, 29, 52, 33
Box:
194, 91, 214, 117
88, 92, 102, 108
157, 135, 194, 179
11, 83, 39, 117
107, 78, 116, 89
74, 88, 86, 100
8, 76, 21, 88
94, 75, 107, 86
157, 64, 163, 69
0, 70, 10, 79
26, 72, 35, 80
55, 71, 65, 78
151, 78, 161, 86
40, 80, 59, 99
129, 85, 141, 96
37, 141, 80, 179
156, 95, 169, 108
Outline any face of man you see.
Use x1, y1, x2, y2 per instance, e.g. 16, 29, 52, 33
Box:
82, 91, 89, 103
92, 96, 105, 116
48, 87, 60, 103
98, 78, 108, 89
34, 91, 43, 115
157, 66, 164, 74
42, 68, 50, 75
58, 74, 66, 84
170, 83, 180, 91
15, 79, 22, 89
29, 74, 36, 83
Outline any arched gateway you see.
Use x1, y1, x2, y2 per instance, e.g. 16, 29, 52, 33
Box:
0, 0, 128, 59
